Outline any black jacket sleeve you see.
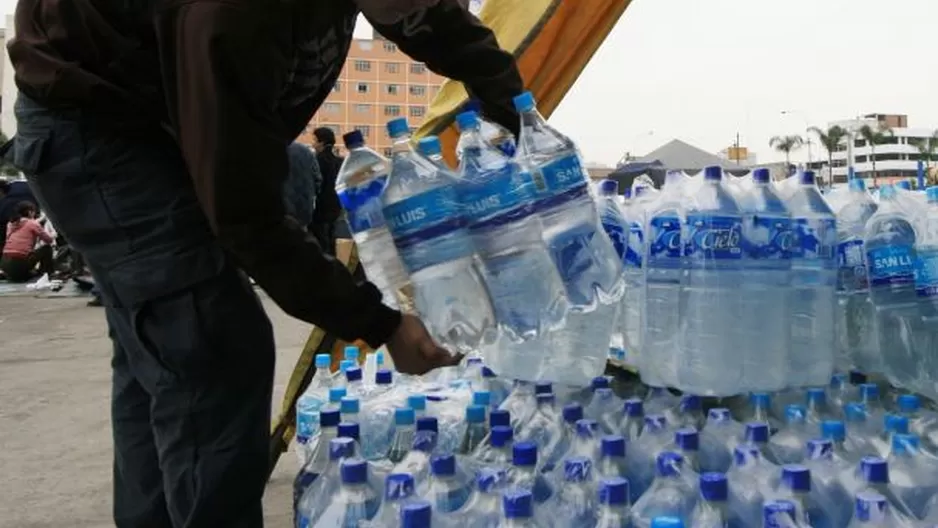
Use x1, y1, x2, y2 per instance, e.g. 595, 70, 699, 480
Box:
365, 0, 524, 135
154, 2, 400, 348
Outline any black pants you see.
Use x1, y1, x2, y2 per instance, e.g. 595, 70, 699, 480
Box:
0, 244, 53, 281
14, 95, 275, 528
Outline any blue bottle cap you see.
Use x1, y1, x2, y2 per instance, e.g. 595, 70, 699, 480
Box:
320, 409, 341, 428
329, 387, 347, 403
855, 491, 889, 522
752, 167, 771, 183
412, 431, 437, 453
806, 387, 826, 405
806, 438, 833, 460
466, 405, 486, 423
466, 356, 483, 365
763, 500, 797, 528
861, 456, 889, 484
848, 178, 866, 192
314, 354, 331, 369
733, 443, 762, 467
927, 186, 938, 203
384, 472, 416, 500
896, 180, 912, 190
656, 451, 684, 477
430, 453, 456, 476
329, 437, 357, 460
703, 166, 722, 181
462, 99, 482, 113
897, 394, 920, 412
337, 422, 360, 442
536, 394, 555, 408
400, 500, 432, 527
386, 117, 410, 138
745, 422, 770, 443
592, 376, 611, 390
339, 359, 355, 372
892, 433, 920, 455
345, 367, 363, 383
699, 472, 728, 501
477, 467, 507, 492
800, 170, 816, 185
707, 408, 731, 422
598, 179, 618, 195
535, 381, 553, 395
407, 394, 427, 411
375, 369, 393, 385
502, 488, 534, 518
674, 428, 699, 451
595, 388, 615, 402
644, 414, 668, 432
650, 517, 685, 528
601, 435, 626, 458
750, 392, 771, 407
564, 456, 592, 482
575, 419, 599, 437
417, 136, 442, 156
472, 391, 491, 406
859, 383, 879, 400
891, 416, 910, 435
781, 465, 811, 492
343, 130, 364, 149
395, 407, 416, 426
340, 396, 360, 414
455, 111, 480, 131
821, 420, 846, 442
491, 425, 514, 447
482, 366, 497, 378
830, 372, 847, 388
624, 398, 644, 417
598, 477, 629, 506
490, 409, 511, 428
416, 416, 438, 434
623, 187, 632, 199
680, 395, 702, 410
512, 91, 536, 113
844, 402, 867, 422
562, 403, 583, 424
340, 458, 368, 484
785, 404, 806, 423
512, 441, 538, 467
344, 346, 359, 360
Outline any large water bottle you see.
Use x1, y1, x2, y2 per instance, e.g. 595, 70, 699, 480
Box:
737, 167, 792, 392
641, 172, 685, 388
679, 166, 745, 396
786, 170, 837, 387
380, 117, 497, 354
453, 111, 568, 354
455, 99, 517, 160
864, 184, 920, 389
336, 130, 411, 311
621, 186, 647, 368
836, 178, 879, 372
596, 179, 632, 363
914, 186, 938, 398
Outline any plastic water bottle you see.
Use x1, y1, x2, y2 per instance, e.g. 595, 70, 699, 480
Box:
865, 184, 920, 389
459, 404, 489, 455
336, 130, 410, 311
295, 436, 356, 527
690, 473, 738, 527
836, 178, 879, 372
632, 452, 696, 527
454, 111, 568, 358
499, 488, 543, 527
762, 500, 800, 528
641, 172, 684, 388
425, 454, 472, 513
770, 405, 811, 465
915, 186, 938, 397
294, 409, 342, 513
400, 500, 435, 528
366, 473, 418, 527
849, 491, 894, 527
595, 477, 632, 528
304, 458, 380, 527
456, 467, 508, 527
507, 442, 553, 503
552, 457, 598, 527
620, 398, 645, 441
296, 354, 334, 466
381, 117, 497, 354
887, 434, 938, 518
517, 394, 568, 470
596, 179, 634, 363
699, 408, 742, 474
455, 100, 517, 160
776, 465, 833, 527
679, 165, 745, 395
786, 170, 837, 387
737, 167, 792, 391
475, 425, 515, 467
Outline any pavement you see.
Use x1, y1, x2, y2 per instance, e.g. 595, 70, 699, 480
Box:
0, 292, 308, 528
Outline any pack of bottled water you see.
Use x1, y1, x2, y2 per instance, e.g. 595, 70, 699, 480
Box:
292, 347, 938, 527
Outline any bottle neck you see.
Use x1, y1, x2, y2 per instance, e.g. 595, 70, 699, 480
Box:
390, 134, 412, 156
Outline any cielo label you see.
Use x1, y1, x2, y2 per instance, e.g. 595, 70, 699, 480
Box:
685, 214, 742, 260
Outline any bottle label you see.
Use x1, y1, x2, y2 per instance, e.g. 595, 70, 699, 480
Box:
914, 250, 938, 297
837, 239, 869, 291
295, 402, 323, 444
601, 216, 628, 264
337, 175, 389, 234
648, 216, 681, 260
458, 166, 534, 227
743, 215, 794, 260
626, 223, 643, 267
867, 245, 915, 287
383, 186, 465, 249
684, 214, 743, 261
790, 218, 837, 266
534, 154, 588, 195
494, 137, 517, 158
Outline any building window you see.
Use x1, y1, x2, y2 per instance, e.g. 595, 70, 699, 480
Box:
356, 125, 372, 138
356, 82, 370, 94
354, 60, 371, 72
409, 106, 426, 118
409, 85, 426, 96
386, 84, 400, 95
383, 148, 393, 157
358, 41, 373, 51
332, 81, 341, 92
383, 41, 398, 53
355, 104, 371, 114
323, 103, 341, 113
322, 124, 341, 135
385, 62, 401, 74
410, 63, 427, 75
384, 105, 402, 117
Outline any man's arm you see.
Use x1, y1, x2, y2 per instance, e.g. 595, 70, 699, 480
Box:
363, 0, 524, 135
154, 3, 400, 348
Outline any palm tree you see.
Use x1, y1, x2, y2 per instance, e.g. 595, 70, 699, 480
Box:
809, 125, 848, 186
769, 135, 804, 173
858, 124, 894, 187
911, 130, 938, 185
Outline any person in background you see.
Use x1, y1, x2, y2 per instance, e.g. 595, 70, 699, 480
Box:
310, 127, 344, 256
1, 201, 54, 282
0, 178, 38, 253
284, 141, 322, 229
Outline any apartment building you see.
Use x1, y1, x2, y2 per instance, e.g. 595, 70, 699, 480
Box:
299, 35, 445, 157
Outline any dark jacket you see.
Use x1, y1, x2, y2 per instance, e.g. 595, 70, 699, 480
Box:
313, 148, 343, 225
7, 0, 523, 347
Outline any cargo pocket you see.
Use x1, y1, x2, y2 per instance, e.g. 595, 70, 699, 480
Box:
11, 133, 50, 175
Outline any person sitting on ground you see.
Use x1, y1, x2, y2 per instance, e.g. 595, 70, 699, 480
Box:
1, 201, 54, 282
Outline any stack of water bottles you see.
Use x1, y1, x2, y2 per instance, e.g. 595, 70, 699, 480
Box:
293, 347, 938, 527
335, 91, 624, 388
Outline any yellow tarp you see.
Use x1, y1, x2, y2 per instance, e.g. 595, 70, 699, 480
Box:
415, 0, 634, 167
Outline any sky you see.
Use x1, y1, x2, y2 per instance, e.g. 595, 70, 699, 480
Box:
1, 0, 934, 166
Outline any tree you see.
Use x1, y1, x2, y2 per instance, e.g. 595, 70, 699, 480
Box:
858, 123, 894, 187
911, 130, 938, 185
808, 125, 848, 187
769, 135, 804, 172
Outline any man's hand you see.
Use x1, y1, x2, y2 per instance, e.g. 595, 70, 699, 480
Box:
385, 314, 461, 375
